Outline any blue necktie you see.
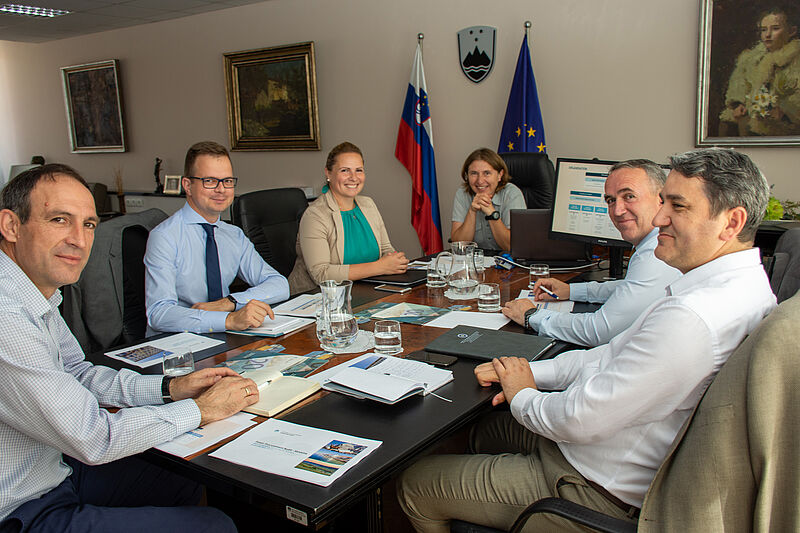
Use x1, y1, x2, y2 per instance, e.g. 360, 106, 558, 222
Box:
200, 223, 223, 302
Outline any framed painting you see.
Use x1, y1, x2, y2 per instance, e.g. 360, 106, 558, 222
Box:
61, 59, 127, 153
224, 42, 321, 151
697, 1, 800, 146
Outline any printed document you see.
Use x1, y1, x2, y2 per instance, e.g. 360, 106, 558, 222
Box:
104, 332, 224, 369
424, 311, 511, 330
209, 419, 381, 487
273, 293, 321, 318
155, 412, 257, 458
517, 290, 575, 313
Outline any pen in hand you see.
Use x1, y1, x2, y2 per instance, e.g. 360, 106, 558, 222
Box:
539, 286, 559, 300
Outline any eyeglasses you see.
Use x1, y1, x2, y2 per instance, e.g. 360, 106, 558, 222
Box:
187, 176, 238, 189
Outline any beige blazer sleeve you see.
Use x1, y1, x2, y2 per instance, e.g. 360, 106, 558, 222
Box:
288, 191, 394, 294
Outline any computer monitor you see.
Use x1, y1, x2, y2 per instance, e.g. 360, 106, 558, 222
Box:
549, 158, 630, 278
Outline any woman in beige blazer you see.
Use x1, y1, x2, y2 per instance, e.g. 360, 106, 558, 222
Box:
288, 142, 408, 294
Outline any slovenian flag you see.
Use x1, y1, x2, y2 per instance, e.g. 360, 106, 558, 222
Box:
395, 44, 443, 255
498, 34, 547, 154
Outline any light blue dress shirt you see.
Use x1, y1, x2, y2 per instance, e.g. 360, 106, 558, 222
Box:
529, 228, 681, 346
144, 203, 290, 333
0, 250, 199, 521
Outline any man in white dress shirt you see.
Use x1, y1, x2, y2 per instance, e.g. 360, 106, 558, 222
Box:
502, 159, 680, 347
397, 148, 777, 532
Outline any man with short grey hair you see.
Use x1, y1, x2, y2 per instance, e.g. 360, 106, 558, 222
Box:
398, 148, 777, 532
503, 158, 680, 347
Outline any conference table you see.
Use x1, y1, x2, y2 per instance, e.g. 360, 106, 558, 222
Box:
106, 264, 594, 532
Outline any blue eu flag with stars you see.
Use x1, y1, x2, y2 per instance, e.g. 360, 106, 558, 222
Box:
498, 34, 546, 154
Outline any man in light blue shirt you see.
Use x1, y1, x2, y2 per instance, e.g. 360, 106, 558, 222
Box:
503, 159, 680, 346
145, 141, 289, 334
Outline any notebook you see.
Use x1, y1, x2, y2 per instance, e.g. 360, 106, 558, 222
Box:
361, 269, 427, 286
510, 209, 590, 266
425, 325, 556, 362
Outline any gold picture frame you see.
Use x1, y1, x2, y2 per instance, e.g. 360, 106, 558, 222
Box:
224, 42, 321, 151
61, 59, 127, 153
696, 1, 800, 146
163, 175, 182, 195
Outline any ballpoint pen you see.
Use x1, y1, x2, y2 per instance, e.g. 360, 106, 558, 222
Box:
539, 286, 559, 300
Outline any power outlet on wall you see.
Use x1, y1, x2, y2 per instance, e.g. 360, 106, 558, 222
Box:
125, 197, 144, 208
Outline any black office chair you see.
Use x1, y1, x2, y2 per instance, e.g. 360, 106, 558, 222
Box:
61, 208, 167, 353
452, 290, 800, 533
768, 227, 800, 303
232, 188, 309, 277
499, 152, 555, 209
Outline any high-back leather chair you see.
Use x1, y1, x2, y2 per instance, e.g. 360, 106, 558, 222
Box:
769, 227, 800, 303
61, 208, 167, 353
499, 152, 555, 209
451, 291, 800, 533
231, 188, 309, 277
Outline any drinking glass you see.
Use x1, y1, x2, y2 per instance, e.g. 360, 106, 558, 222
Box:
162, 351, 194, 377
473, 249, 485, 281
426, 259, 447, 288
529, 264, 550, 289
374, 320, 402, 355
477, 283, 501, 312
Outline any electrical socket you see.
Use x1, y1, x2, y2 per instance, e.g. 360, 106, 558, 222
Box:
125, 197, 144, 208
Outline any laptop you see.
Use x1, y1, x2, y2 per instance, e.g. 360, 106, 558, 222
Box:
361, 269, 427, 286
510, 209, 590, 267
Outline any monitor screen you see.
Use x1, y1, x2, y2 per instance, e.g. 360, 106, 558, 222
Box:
550, 158, 630, 248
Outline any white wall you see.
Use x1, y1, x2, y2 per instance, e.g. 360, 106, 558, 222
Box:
2, 0, 799, 256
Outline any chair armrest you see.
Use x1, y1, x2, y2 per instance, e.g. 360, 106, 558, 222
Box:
509, 497, 636, 533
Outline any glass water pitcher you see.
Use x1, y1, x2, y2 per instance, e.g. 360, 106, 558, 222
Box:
316, 279, 358, 350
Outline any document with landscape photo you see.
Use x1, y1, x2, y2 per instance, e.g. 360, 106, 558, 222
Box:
209, 419, 381, 487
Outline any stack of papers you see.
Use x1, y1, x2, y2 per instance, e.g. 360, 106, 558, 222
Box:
210, 419, 381, 487
272, 293, 321, 318
156, 412, 257, 458
228, 315, 315, 337
424, 311, 511, 330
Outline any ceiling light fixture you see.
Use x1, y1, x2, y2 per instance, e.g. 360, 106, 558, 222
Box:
0, 4, 70, 17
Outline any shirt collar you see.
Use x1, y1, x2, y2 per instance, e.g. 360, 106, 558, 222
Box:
634, 227, 660, 251
666, 247, 761, 296
0, 248, 61, 317
180, 202, 220, 226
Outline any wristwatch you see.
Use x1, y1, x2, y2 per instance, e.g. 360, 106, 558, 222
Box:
226, 294, 238, 308
161, 375, 175, 404
523, 307, 538, 332
485, 210, 501, 221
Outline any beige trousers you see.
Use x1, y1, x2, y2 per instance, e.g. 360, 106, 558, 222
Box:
396, 412, 636, 532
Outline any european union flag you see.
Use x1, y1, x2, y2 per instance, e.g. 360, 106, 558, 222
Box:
498, 34, 546, 154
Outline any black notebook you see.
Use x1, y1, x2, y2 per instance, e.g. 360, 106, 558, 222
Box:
361, 269, 427, 286
425, 326, 556, 362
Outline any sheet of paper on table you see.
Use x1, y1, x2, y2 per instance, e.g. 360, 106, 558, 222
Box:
155, 412, 257, 458
104, 332, 225, 369
517, 290, 575, 313
272, 293, 321, 318
227, 316, 315, 337
423, 310, 511, 329
209, 419, 381, 487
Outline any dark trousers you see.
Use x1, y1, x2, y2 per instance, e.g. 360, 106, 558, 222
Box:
1, 455, 236, 533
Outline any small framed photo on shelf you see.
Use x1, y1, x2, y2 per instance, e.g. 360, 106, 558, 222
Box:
163, 175, 182, 195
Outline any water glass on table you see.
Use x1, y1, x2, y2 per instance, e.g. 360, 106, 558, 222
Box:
477, 283, 501, 312
374, 320, 403, 355
162, 351, 194, 377
473, 249, 485, 281
529, 264, 550, 289
426, 260, 447, 288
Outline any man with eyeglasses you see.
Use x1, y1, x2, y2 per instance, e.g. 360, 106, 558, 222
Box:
144, 141, 289, 334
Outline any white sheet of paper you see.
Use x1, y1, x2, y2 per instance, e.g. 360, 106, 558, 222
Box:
517, 290, 575, 313
104, 332, 224, 368
209, 419, 381, 487
155, 412, 257, 458
423, 311, 510, 330
273, 293, 321, 318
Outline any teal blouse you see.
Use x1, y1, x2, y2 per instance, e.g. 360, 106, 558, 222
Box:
341, 203, 380, 265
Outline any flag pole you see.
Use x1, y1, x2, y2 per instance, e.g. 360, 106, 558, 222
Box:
524, 20, 531, 38
418, 32, 424, 55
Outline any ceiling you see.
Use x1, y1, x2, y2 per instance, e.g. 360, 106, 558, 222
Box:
0, 0, 267, 43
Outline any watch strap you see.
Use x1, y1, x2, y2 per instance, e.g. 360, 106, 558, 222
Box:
226, 294, 238, 308
485, 210, 500, 221
161, 375, 175, 403
523, 307, 538, 331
